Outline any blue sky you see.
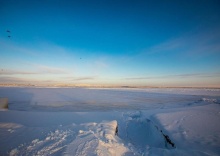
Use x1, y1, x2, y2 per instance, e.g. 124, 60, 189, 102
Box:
0, 0, 220, 87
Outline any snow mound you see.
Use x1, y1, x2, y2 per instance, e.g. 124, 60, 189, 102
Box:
64, 120, 128, 156
8, 120, 128, 156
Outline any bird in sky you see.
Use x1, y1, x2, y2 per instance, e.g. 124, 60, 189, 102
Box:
6, 30, 12, 38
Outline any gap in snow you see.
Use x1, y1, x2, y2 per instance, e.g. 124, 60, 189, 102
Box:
119, 111, 176, 154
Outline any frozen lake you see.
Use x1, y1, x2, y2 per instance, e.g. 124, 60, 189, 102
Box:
0, 87, 220, 155
0, 87, 219, 111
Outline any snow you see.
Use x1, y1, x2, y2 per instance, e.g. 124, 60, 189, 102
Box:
152, 104, 220, 155
0, 87, 220, 155
65, 120, 128, 156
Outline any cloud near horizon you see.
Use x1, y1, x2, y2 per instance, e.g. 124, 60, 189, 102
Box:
0, 65, 70, 75
72, 76, 96, 81
0, 76, 27, 83
124, 72, 220, 80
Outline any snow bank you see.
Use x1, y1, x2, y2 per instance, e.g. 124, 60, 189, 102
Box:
65, 120, 128, 156
8, 120, 128, 156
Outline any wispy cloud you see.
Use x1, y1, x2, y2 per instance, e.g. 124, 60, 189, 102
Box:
142, 38, 184, 55
142, 29, 220, 56
61, 76, 97, 81
0, 69, 38, 75
0, 76, 63, 84
124, 73, 220, 80
0, 64, 70, 75
35, 65, 69, 74
0, 76, 26, 83
94, 57, 109, 69
95, 61, 108, 69
72, 76, 96, 81
0, 38, 79, 60
0, 38, 39, 56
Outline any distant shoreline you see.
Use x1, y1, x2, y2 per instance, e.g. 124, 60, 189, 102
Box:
0, 84, 219, 89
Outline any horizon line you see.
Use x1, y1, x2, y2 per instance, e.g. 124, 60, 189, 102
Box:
0, 84, 220, 89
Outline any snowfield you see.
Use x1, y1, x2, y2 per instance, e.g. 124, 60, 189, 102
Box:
0, 87, 220, 156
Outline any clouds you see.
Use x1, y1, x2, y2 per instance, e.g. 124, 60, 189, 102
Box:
121, 72, 220, 88
1, 3, 220, 88
124, 72, 220, 80
0, 37, 83, 64
0, 63, 72, 85
72, 76, 96, 81
0, 70, 37, 75
0, 38, 39, 57
142, 38, 184, 55
0, 38, 110, 85
0, 39, 75, 76
142, 29, 220, 57
34, 64, 69, 74
0, 76, 26, 83
0, 65, 69, 75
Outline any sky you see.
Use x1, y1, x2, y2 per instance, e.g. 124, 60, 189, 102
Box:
0, 0, 220, 87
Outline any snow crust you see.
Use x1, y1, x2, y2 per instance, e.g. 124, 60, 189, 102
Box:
0, 87, 220, 155
65, 120, 128, 156
152, 104, 220, 155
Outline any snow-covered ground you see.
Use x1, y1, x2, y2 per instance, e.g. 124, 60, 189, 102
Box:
0, 87, 220, 155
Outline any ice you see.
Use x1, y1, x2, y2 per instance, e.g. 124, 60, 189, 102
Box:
0, 87, 220, 155
1, 87, 219, 112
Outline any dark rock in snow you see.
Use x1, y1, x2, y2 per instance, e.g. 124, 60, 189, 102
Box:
161, 130, 176, 148
115, 125, 118, 136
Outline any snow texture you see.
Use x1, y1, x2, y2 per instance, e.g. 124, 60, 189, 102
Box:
0, 87, 220, 155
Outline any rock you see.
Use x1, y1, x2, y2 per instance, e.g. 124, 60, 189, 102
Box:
0, 98, 8, 109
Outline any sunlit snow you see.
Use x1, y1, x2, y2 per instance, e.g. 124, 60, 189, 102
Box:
0, 87, 220, 155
